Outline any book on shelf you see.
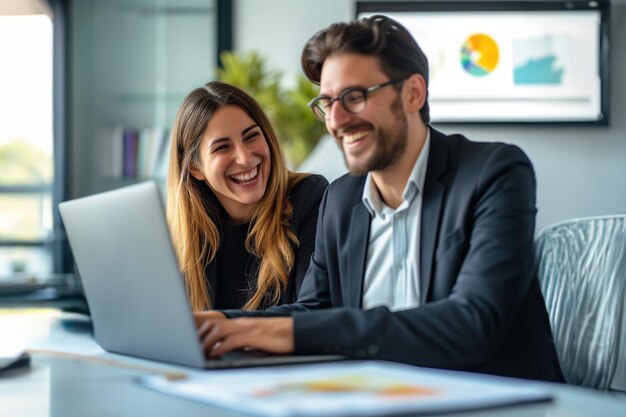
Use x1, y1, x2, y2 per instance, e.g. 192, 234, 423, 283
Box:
108, 127, 171, 180
123, 129, 139, 178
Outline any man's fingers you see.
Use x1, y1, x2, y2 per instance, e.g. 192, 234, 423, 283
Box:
197, 318, 294, 357
200, 322, 222, 352
209, 334, 250, 357
201, 320, 242, 353
196, 320, 212, 339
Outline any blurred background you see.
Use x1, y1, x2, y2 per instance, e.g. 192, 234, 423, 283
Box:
0, 0, 624, 307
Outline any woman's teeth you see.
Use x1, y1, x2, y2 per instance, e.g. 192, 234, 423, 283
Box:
230, 166, 258, 183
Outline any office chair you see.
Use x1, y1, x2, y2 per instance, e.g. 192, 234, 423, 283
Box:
536, 215, 626, 390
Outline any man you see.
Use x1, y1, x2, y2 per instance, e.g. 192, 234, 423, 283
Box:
195, 15, 564, 382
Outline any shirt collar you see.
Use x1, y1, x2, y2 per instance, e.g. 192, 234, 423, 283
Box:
362, 128, 431, 217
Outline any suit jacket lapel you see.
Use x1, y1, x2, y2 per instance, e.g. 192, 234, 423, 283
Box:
347, 203, 371, 307
420, 128, 448, 303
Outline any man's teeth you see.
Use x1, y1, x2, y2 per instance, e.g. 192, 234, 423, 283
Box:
343, 131, 368, 144
231, 166, 258, 182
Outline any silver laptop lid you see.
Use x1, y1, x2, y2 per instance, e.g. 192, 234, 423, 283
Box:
59, 181, 205, 368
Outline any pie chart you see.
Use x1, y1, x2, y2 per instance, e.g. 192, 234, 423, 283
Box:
461, 33, 499, 76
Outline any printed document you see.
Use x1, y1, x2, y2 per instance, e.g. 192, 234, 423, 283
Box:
137, 361, 551, 417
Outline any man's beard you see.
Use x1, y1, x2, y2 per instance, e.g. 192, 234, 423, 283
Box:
341, 96, 408, 176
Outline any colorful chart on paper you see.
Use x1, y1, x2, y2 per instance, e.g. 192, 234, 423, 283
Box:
460, 33, 500, 76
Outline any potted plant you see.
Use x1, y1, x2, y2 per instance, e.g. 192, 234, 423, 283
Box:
217, 51, 326, 168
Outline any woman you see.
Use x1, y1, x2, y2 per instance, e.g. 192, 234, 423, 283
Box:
167, 81, 327, 311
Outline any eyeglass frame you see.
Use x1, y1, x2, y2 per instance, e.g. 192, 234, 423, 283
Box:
307, 78, 407, 121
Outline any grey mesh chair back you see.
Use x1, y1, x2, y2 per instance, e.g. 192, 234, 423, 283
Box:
536, 215, 626, 390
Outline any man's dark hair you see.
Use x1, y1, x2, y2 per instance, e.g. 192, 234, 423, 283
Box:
301, 14, 430, 124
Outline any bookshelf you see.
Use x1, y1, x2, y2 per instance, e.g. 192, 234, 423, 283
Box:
68, 0, 219, 197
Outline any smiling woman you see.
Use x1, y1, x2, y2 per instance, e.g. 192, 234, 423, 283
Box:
188, 105, 272, 225
166, 81, 328, 311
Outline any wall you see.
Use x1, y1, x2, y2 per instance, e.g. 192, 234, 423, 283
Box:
234, 0, 353, 85
235, 0, 626, 231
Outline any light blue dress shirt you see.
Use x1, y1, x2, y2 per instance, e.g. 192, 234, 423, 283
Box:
361, 129, 431, 311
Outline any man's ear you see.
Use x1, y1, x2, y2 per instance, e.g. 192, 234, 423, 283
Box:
189, 162, 206, 181
404, 73, 427, 114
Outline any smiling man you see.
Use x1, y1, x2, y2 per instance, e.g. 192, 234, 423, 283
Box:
194, 15, 564, 382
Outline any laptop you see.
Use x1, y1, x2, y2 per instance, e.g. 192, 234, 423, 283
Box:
59, 181, 342, 369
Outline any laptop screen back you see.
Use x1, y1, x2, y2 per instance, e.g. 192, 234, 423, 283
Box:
59, 181, 205, 367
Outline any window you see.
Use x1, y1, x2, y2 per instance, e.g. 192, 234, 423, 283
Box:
0, 14, 54, 278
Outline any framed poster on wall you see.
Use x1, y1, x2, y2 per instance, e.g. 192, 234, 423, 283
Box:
357, 1, 610, 124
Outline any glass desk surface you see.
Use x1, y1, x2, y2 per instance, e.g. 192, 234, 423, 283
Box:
1, 309, 625, 417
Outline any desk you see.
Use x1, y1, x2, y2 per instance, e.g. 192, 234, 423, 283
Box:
1, 310, 625, 417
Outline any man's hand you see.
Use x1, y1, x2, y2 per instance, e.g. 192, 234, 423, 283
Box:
193, 310, 227, 328
196, 317, 295, 358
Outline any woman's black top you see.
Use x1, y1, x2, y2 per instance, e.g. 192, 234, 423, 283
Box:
207, 174, 328, 310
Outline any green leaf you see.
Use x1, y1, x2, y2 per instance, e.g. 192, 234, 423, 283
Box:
217, 52, 325, 168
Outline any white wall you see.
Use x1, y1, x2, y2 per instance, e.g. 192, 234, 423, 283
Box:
235, 0, 626, 231
234, 0, 353, 85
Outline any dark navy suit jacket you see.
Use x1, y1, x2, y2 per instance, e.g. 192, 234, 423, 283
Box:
226, 128, 564, 382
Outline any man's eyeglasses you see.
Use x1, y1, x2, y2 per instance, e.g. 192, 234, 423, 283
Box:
308, 78, 406, 121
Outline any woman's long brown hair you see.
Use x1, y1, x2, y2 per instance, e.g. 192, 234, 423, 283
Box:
166, 81, 308, 310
